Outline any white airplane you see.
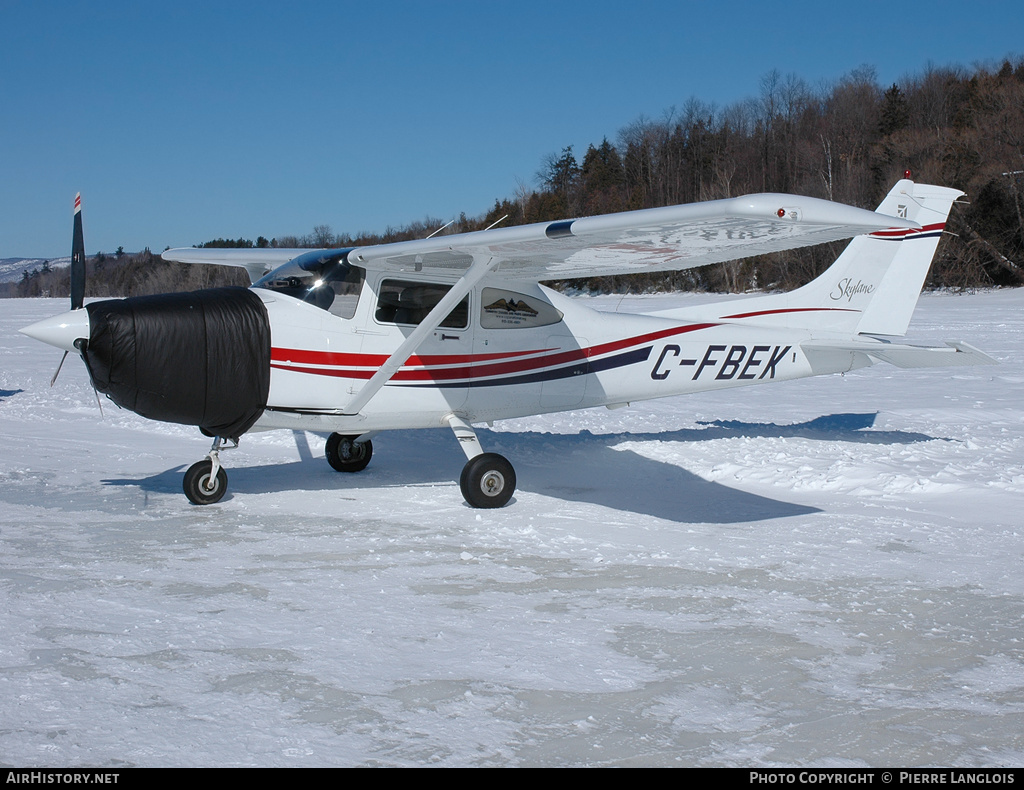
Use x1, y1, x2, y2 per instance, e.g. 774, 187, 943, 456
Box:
21, 176, 995, 508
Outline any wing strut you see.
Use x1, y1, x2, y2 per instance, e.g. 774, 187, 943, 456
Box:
342, 253, 498, 415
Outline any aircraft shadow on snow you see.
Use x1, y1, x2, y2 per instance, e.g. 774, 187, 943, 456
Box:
101, 413, 941, 524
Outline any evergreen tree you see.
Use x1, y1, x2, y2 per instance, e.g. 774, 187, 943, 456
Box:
879, 84, 910, 136
581, 138, 625, 214
540, 146, 581, 215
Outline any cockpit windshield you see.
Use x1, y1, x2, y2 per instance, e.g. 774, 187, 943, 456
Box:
254, 249, 365, 319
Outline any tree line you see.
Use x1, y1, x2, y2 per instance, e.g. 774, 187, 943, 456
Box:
6, 57, 1023, 299
4, 249, 248, 299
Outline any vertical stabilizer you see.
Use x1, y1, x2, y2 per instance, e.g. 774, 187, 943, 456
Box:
780, 179, 963, 336
853, 182, 963, 335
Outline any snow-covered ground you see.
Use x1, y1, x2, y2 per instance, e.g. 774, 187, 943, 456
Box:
1, 292, 1022, 767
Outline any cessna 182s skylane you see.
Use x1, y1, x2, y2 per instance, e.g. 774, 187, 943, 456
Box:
21, 176, 995, 508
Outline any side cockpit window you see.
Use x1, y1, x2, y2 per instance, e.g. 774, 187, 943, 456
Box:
375, 279, 469, 329
254, 250, 365, 319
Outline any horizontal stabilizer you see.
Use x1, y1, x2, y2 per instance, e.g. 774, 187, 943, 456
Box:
802, 340, 997, 374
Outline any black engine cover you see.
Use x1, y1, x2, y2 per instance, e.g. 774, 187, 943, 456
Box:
84, 287, 271, 439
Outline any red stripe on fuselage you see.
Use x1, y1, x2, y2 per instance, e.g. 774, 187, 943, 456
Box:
271, 347, 547, 367
269, 322, 717, 382
720, 307, 860, 320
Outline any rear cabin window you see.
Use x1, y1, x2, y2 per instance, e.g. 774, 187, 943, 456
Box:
480, 288, 563, 329
375, 280, 469, 329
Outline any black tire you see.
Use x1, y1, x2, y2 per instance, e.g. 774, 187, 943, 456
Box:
459, 453, 516, 508
325, 433, 372, 473
183, 459, 228, 505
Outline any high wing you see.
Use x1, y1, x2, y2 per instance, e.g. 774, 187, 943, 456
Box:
160, 248, 298, 284
162, 192, 918, 282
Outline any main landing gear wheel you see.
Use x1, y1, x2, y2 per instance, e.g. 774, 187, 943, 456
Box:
325, 433, 372, 473
460, 453, 516, 509
183, 459, 228, 505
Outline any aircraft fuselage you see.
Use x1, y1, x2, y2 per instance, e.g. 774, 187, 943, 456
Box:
255, 276, 827, 436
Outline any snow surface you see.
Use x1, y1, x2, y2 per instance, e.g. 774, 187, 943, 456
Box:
1, 292, 1022, 767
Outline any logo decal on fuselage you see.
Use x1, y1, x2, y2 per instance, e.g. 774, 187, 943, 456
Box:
830, 277, 874, 303
483, 297, 539, 320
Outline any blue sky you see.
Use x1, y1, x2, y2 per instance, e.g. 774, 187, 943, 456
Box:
2, 0, 1021, 258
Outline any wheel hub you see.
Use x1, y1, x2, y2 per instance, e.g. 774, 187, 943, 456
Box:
480, 470, 505, 496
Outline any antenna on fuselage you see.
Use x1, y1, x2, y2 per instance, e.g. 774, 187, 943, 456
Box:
484, 215, 508, 231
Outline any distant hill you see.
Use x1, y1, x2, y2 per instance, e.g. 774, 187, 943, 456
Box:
0, 250, 249, 299
0, 257, 71, 284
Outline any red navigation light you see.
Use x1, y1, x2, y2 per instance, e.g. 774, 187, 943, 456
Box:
904, 169, 912, 179
777, 208, 786, 218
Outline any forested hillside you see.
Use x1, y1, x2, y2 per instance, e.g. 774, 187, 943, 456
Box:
7, 59, 1022, 299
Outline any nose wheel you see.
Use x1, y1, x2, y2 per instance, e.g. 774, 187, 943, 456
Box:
183, 459, 228, 505
183, 436, 236, 505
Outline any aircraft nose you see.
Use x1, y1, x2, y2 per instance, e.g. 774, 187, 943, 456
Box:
20, 308, 91, 353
